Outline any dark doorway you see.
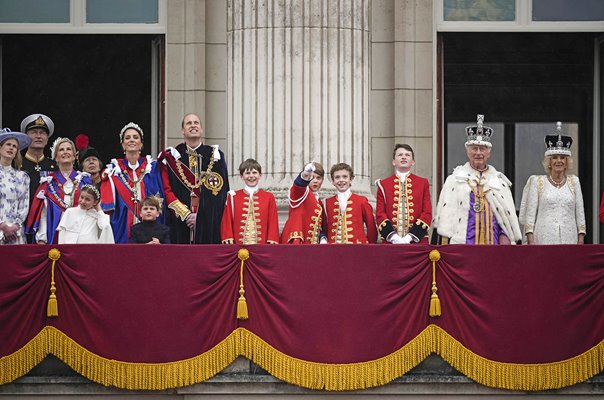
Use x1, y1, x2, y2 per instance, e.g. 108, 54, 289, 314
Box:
1, 34, 159, 165
442, 33, 596, 243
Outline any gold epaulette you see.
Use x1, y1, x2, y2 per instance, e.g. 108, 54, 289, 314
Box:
168, 200, 191, 221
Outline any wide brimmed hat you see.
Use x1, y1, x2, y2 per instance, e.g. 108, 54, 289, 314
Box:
20, 113, 54, 137
544, 122, 572, 157
465, 114, 493, 148
0, 128, 32, 150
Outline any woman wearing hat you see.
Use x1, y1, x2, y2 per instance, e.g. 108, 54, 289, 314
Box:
0, 129, 31, 244
100, 122, 164, 243
26, 137, 93, 244
519, 122, 586, 244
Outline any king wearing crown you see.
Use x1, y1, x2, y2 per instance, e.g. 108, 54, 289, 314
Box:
431, 114, 521, 245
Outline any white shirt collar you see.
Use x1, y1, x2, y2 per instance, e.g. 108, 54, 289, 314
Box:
396, 170, 410, 181
244, 185, 258, 196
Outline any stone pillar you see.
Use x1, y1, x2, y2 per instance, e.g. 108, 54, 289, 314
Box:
227, 0, 371, 206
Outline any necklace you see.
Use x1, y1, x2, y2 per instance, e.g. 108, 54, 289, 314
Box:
548, 175, 566, 188
176, 150, 218, 192
47, 177, 79, 209
470, 185, 486, 213
117, 164, 148, 201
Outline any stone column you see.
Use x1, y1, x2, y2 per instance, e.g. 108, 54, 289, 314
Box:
227, 0, 371, 207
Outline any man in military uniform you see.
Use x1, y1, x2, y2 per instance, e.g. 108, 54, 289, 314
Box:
159, 113, 229, 244
20, 113, 57, 205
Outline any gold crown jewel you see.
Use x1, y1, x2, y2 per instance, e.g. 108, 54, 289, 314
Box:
119, 122, 144, 142
465, 114, 493, 147
544, 122, 572, 157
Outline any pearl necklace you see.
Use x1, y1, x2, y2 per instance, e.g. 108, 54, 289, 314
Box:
548, 175, 566, 188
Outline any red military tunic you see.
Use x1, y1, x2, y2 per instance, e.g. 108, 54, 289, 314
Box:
375, 173, 432, 243
221, 189, 279, 244
280, 179, 324, 244
323, 193, 378, 244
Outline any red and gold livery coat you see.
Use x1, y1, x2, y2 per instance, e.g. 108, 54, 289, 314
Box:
375, 173, 432, 243
323, 193, 378, 244
221, 189, 279, 245
280, 181, 324, 244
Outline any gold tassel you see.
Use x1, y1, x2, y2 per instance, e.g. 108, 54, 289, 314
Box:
428, 249, 441, 317
47, 248, 61, 317
237, 248, 250, 320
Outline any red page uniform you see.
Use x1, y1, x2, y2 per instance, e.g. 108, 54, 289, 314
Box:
323, 192, 377, 244
221, 189, 279, 244
281, 176, 325, 244
375, 173, 432, 243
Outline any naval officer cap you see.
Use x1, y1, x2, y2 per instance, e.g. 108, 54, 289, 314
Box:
20, 113, 55, 137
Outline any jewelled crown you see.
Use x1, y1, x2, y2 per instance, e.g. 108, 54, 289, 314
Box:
465, 114, 493, 148
544, 122, 572, 157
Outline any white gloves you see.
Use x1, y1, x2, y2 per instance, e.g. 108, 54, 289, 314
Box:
400, 234, 413, 244
389, 233, 414, 244
304, 161, 316, 173
319, 237, 328, 244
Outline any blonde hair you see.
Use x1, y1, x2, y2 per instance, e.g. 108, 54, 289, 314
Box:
542, 155, 573, 174
50, 137, 76, 161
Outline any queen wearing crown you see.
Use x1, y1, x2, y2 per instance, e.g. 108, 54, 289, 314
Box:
100, 122, 165, 243
26, 137, 93, 244
431, 114, 521, 245
519, 122, 586, 244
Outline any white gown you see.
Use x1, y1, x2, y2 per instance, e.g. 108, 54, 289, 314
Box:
57, 206, 114, 244
519, 175, 586, 244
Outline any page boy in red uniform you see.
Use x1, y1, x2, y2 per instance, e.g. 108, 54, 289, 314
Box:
280, 161, 327, 244
375, 144, 432, 244
323, 163, 377, 244
221, 158, 279, 244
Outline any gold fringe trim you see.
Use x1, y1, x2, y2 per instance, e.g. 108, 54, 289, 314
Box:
432, 324, 604, 391
1, 325, 603, 391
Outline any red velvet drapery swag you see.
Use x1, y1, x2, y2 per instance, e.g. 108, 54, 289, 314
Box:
1, 244, 603, 391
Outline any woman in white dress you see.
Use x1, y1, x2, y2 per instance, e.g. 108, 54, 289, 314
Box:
519, 122, 586, 244
0, 129, 31, 244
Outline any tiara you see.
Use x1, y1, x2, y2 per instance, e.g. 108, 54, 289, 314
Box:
119, 122, 144, 142
81, 184, 101, 200
49, 137, 75, 159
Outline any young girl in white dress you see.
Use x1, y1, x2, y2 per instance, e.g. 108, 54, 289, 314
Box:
57, 185, 114, 244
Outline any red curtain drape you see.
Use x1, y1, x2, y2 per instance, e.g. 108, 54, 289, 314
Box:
1, 244, 603, 390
